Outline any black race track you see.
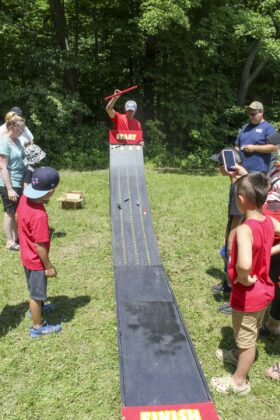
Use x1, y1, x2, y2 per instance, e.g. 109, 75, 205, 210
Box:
110, 144, 213, 407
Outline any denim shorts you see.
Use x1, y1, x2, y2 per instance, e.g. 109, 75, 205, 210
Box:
24, 267, 47, 301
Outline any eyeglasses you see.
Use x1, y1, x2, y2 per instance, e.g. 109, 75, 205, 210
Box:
248, 111, 261, 116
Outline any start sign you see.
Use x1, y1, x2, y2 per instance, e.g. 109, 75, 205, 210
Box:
122, 403, 219, 420
109, 130, 143, 144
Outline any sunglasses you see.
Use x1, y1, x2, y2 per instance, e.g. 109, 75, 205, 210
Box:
248, 111, 261, 116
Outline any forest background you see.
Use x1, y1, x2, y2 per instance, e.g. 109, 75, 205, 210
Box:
0, 0, 279, 170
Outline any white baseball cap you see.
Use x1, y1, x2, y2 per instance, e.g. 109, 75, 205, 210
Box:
125, 100, 137, 112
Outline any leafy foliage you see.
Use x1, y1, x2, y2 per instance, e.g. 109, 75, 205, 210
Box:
0, 0, 279, 168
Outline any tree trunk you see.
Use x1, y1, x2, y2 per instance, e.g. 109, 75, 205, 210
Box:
143, 36, 157, 121
49, 0, 83, 123
49, 0, 74, 90
74, 0, 79, 56
238, 40, 268, 105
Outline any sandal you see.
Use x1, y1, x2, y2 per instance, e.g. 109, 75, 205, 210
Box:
211, 375, 251, 395
265, 361, 280, 381
7, 242, 20, 251
216, 348, 238, 366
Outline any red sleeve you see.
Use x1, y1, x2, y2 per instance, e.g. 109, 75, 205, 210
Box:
133, 118, 141, 130
30, 213, 50, 243
112, 111, 120, 128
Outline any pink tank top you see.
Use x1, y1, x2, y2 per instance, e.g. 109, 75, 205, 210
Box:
228, 216, 275, 312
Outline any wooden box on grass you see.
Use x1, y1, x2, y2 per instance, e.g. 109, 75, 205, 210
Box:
57, 191, 85, 209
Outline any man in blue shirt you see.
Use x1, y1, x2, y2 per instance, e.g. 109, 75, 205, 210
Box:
216, 101, 277, 314
236, 101, 277, 173
230, 101, 277, 225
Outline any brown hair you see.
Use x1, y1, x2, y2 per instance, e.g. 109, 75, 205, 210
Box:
5, 112, 25, 128
236, 172, 269, 208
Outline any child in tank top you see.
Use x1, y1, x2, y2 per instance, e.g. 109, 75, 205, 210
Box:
211, 172, 280, 395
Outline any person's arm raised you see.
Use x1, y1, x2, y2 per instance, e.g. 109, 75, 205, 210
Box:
106, 89, 121, 119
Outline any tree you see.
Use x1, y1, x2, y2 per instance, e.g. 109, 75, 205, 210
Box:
0, 0, 279, 168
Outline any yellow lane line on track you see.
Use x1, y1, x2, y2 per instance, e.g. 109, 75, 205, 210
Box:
117, 156, 127, 266
125, 146, 140, 265
133, 147, 151, 265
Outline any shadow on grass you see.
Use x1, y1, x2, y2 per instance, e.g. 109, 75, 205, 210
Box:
212, 291, 231, 304
259, 332, 280, 357
218, 326, 236, 373
206, 266, 225, 282
46, 295, 91, 324
213, 294, 228, 303
219, 326, 235, 349
0, 295, 90, 338
49, 227, 67, 239
152, 167, 217, 176
206, 267, 231, 303
0, 302, 29, 338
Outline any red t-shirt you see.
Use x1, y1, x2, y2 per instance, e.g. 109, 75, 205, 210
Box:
17, 195, 50, 270
112, 111, 142, 130
228, 217, 275, 312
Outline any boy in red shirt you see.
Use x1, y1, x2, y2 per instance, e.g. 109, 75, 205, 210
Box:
211, 172, 280, 395
17, 167, 61, 338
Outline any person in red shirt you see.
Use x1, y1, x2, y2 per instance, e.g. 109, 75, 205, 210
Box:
211, 172, 280, 395
106, 89, 142, 131
17, 166, 61, 338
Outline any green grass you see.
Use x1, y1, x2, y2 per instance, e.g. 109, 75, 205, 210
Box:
0, 169, 279, 420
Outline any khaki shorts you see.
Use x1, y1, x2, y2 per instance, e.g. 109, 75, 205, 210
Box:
232, 308, 267, 349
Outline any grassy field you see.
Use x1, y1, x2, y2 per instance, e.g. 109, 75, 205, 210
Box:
0, 168, 279, 420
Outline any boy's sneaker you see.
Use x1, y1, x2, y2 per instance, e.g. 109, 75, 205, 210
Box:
218, 302, 232, 315
29, 321, 62, 338
211, 282, 231, 295
27, 303, 56, 319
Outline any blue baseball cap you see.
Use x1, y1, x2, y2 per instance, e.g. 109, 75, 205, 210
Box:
24, 167, 60, 199
10, 106, 22, 116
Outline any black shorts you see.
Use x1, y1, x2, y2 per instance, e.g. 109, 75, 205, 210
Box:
0, 186, 23, 214
269, 254, 280, 321
24, 267, 47, 301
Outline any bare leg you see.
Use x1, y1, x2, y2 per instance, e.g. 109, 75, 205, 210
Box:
232, 346, 255, 386
11, 214, 18, 242
30, 299, 42, 329
3, 212, 15, 246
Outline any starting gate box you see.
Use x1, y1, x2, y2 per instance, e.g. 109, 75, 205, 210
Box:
109, 130, 143, 145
